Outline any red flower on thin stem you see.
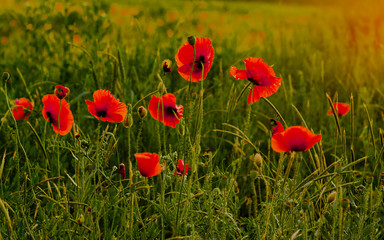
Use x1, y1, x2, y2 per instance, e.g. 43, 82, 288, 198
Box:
42, 94, 74, 135
148, 93, 183, 127
271, 119, 321, 153
175, 37, 214, 82
174, 159, 189, 175
134, 152, 162, 177
327, 102, 350, 117
55, 85, 69, 99
230, 57, 281, 104
12, 98, 34, 120
85, 89, 127, 123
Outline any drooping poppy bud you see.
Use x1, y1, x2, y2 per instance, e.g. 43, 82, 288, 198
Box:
187, 35, 196, 46
327, 191, 337, 204
138, 106, 147, 119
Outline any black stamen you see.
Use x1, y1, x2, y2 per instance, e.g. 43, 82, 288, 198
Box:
98, 110, 107, 118
46, 112, 54, 123
196, 56, 205, 69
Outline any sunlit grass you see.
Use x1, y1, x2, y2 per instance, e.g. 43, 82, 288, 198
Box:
1, 0, 384, 239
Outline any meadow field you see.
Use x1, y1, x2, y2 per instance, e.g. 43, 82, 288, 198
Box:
1, 0, 384, 239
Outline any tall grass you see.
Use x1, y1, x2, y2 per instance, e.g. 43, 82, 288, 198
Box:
1, 0, 384, 239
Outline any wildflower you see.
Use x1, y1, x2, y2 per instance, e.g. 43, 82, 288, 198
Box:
134, 152, 162, 177
327, 102, 350, 117
42, 94, 74, 135
123, 113, 133, 128
117, 163, 126, 179
54, 85, 69, 99
85, 89, 127, 123
174, 159, 189, 175
175, 37, 214, 82
271, 119, 321, 153
230, 57, 281, 104
148, 93, 183, 127
12, 98, 34, 120
162, 59, 172, 73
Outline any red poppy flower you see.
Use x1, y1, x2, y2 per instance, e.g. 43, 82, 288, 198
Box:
327, 103, 350, 117
148, 93, 183, 127
162, 59, 172, 73
12, 98, 34, 120
55, 85, 69, 99
174, 159, 189, 175
42, 94, 74, 135
134, 152, 162, 177
230, 57, 281, 104
271, 120, 321, 152
175, 37, 214, 82
85, 89, 127, 123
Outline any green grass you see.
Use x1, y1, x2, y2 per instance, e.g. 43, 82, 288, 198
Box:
1, 0, 384, 239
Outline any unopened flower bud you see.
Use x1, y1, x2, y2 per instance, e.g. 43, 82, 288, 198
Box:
123, 114, 133, 128
187, 36, 196, 46
77, 214, 85, 226
117, 163, 126, 179
252, 153, 263, 168
335, 164, 343, 173
162, 59, 172, 73
138, 106, 147, 119
54, 85, 70, 99
327, 191, 337, 204
250, 170, 258, 179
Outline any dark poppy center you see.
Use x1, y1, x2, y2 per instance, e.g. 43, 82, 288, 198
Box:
196, 56, 205, 69
97, 110, 107, 118
167, 107, 176, 116
248, 78, 260, 86
46, 112, 54, 123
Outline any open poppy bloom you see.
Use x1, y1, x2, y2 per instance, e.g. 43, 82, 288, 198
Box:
174, 159, 189, 175
148, 93, 183, 127
271, 119, 321, 152
85, 89, 127, 123
134, 152, 162, 177
175, 37, 214, 82
12, 98, 34, 120
42, 94, 74, 135
327, 102, 350, 117
230, 57, 281, 104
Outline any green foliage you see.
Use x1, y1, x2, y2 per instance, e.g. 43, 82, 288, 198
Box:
1, 0, 384, 239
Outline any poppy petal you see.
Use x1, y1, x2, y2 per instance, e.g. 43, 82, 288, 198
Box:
134, 152, 162, 177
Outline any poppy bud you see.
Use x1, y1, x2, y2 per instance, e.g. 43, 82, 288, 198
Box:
75, 133, 81, 140
77, 214, 85, 226
2, 72, 10, 82
187, 36, 196, 46
252, 153, 263, 168
117, 163, 126, 179
123, 113, 133, 128
162, 59, 172, 73
249, 170, 258, 179
327, 191, 337, 204
138, 106, 147, 119
54, 85, 70, 99
341, 198, 350, 209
